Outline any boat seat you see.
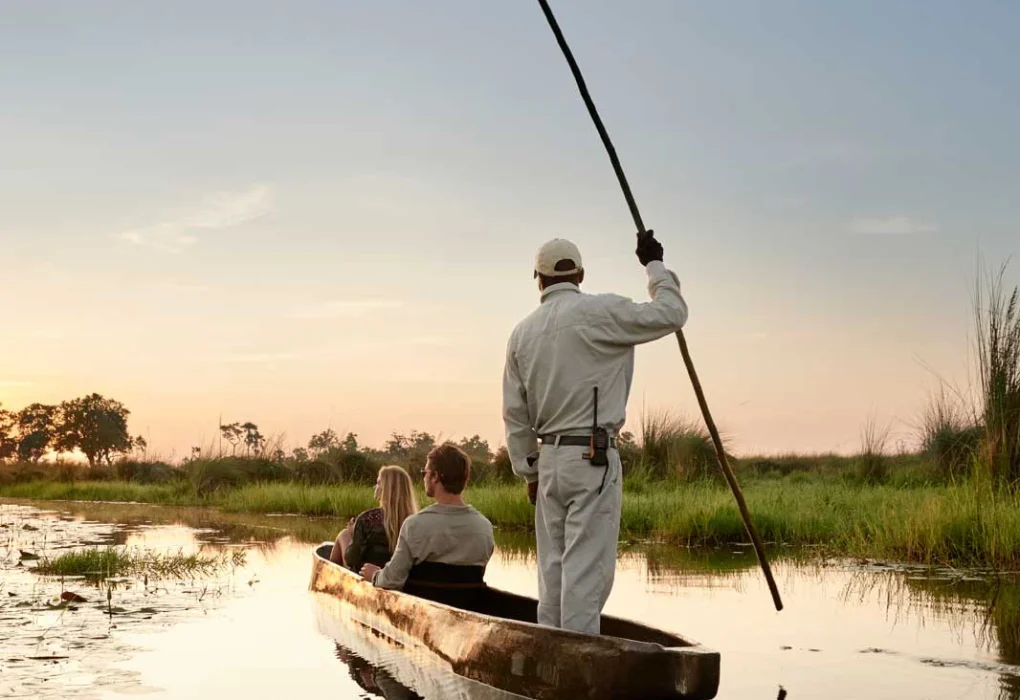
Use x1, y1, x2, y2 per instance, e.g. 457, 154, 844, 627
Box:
404, 562, 489, 612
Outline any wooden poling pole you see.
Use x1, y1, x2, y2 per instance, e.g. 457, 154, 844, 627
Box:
536, 0, 783, 611
675, 330, 783, 611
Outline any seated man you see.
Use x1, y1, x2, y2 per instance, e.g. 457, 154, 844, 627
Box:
359, 443, 495, 609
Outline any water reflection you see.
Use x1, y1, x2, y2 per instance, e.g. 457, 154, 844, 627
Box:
840, 568, 1020, 700
5, 498, 1020, 700
0, 503, 246, 700
335, 643, 424, 700
331, 637, 791, 700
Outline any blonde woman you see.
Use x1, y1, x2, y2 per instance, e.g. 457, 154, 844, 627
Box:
330, 465, 418, 571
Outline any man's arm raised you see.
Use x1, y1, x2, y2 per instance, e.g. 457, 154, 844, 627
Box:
592, 232, 688, 346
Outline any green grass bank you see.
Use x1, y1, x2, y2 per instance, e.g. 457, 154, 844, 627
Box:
4, 477, 1020, 570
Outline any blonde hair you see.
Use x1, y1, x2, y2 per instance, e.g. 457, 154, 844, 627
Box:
377, 465, 418, 552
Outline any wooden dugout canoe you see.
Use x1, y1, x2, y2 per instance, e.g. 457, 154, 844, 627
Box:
309, 543, 720, 700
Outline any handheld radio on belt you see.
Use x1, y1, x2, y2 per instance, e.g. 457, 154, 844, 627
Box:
583, 387, 612, 493
583, 387, 609, 467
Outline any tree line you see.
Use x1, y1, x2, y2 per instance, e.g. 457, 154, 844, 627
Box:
0, 394, 142, 467
216, 424, 499, 470
0, 396, 501, 472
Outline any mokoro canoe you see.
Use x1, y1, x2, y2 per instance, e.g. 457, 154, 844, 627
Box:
309, 543, 720, 700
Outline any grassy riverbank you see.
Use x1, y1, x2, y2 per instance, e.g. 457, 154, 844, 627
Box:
4, 477, 1020, 570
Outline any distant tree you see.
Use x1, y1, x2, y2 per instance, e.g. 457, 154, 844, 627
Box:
291, 447, 310, 463
385, 430, 436, 467
240, 421, 265, 456
308, 429, 339, 456
16, 403, 57, 463
341, 432, 359, 453
54, 394, 132, 467
385, 432, 408, 457
491, 446, 516, 483
458, 435, 493, 463
134, 435, 148, 458
0, 404, 17, 462
219, 422, 244, 455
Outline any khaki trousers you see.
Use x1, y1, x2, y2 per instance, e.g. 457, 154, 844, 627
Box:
534, 443, 622, 635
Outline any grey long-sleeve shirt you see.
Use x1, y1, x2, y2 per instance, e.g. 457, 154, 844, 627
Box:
372, 503, 495, 590
502, 260, 688, 481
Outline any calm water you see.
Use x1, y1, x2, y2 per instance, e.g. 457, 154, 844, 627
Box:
1, 499, 1018, 700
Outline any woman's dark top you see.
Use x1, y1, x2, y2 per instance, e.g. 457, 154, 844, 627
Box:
344, 507, 392, 572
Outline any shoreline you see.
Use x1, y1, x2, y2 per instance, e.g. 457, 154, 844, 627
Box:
4, 478, 1019, 570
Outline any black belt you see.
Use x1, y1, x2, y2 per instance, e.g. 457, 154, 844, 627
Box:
539, 434, 616, 448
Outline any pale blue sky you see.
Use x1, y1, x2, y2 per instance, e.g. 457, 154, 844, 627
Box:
1, 1, 1017, 457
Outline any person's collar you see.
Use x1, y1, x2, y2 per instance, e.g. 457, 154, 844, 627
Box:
540, 282, 581, 302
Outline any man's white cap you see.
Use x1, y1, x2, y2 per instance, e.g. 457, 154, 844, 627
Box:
534, 238, 583, 278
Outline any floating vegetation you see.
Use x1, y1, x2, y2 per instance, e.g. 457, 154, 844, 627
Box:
0, 504, 252, 699
36, 546, 246, 580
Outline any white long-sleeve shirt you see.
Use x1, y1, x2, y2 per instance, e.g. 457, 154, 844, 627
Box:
502, 261, 688, 481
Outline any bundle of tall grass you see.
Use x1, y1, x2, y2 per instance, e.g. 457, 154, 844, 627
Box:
855, 418, 890, 485
293, 460, 344, 485
629, 411, 721, 482
116, 459, 179, 484
975, 265, 1020, 490
185, 457, 290, 496
334, 451, 381, 484
919, 389, 980, 481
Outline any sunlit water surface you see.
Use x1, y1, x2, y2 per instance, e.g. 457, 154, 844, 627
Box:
1, 500, 1018, 700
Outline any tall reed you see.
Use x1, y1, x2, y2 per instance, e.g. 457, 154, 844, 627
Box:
975, 264, 1020, 489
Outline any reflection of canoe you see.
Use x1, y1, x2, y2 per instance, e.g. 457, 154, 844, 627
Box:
309, 543, 720, 700
320, 597, 526, 700
332, 639, 424, 700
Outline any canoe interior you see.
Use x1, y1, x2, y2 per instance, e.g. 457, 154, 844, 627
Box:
314, 543, 691, 649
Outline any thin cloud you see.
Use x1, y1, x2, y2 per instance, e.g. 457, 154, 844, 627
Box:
116, 184, 274, 252
290, 300, 404, 320
186, 184, 274, 229
847, 216, 936, 235
410, 336, 454, 347
151, 281, 212, 294
28, 329, 64, 340
221, 352, 301, 364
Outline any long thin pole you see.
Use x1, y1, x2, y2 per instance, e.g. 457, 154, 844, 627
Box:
537, 0, 783, 612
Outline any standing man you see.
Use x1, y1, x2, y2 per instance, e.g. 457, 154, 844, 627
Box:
502, 233, 687, 635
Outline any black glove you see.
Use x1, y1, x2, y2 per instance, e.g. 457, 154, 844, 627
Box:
636, 230, 664, 266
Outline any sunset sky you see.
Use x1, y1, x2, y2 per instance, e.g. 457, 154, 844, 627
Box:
2, 0, 1018, 459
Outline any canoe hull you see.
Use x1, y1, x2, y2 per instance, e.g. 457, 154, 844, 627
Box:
309, 544, 720, 700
